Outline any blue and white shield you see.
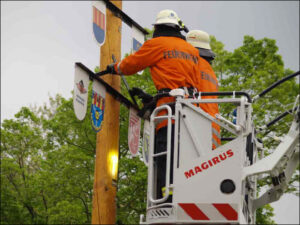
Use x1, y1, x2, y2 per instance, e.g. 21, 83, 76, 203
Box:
91, 81, 106, 132
133, 38, 142, 52
132, 26, 145, 74
91, 91, 105, 132
132, 26, 144, 53
92, 1, 106, 46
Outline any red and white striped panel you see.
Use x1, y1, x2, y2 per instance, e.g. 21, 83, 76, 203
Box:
178, 203, 238, 221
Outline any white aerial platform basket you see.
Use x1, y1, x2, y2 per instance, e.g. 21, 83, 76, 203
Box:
140, 89, 299, 225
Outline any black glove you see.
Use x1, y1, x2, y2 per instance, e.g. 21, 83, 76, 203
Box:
129, 88, 153, 104
137, 101, 156, 120
106, 63, 118, 74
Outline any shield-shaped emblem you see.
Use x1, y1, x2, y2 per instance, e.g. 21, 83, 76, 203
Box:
132, 26, 144, 53
92, 1, 106, 46
132, 26, 144, 74
133, 38, 142, 52
128, 108, 141, 156
91, 81, 106, 132
73, 64, 90, 121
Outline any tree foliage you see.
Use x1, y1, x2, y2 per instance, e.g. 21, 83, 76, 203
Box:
1, 94, 95, 224
1, 35, 298, 224
210, 35, 298, 224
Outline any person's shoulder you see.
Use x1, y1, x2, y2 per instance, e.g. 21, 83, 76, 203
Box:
143, 37, 164, 46
199, 56, 209, 64
199, 57, 216, 73
144, 37, 179, 49
179, 40, 199, 55
199, 57, 211, 67
150, 36, 185, 43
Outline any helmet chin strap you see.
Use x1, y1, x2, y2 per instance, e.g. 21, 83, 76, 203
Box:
178, 19, 189, 33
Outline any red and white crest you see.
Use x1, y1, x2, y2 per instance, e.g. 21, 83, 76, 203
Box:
92, 1, 106, 46
73, 64, 90, 121
128, 108, 141, 156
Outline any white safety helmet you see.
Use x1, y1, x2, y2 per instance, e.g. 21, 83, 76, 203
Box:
186, 30, 211, 50
186, 30, 215, 60
153, 9, 180, 28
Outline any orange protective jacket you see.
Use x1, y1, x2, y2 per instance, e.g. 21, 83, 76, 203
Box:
114, 36, 200, 130
197, 57, 221, 149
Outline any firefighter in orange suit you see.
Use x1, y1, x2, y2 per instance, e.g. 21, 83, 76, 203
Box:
106, 9, 200, 200
186, 30, 221, 150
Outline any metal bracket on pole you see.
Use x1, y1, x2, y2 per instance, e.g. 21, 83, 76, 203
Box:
75, 62, 139, 112
103, 0, 149, 36
112, 54, 139, 107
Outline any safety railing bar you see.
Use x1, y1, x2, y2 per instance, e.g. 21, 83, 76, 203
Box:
165, 111, 172, 201
153, 116, 175, 122
148, 109, 156, 208
199, 91, 252, 103
151, 105, 172, 118
180, 108, 203, 157
153, 152, 167, 157
181, 98, 244, 104
181, 101, 240, 135
173, 100, 181, 175
146, 203, 174, 211
216, 114, 242, 132
149, 104, 173, 204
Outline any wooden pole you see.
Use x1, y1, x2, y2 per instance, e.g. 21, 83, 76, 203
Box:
92, 1, 122, 224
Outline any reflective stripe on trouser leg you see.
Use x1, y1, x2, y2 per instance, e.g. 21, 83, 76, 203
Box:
212, 127, 221, 140
212, 125, 221, 150
212, 138, 220, 149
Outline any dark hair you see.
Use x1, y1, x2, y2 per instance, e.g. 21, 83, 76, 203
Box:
196, 48, 215, 64
153, 24, 185, 40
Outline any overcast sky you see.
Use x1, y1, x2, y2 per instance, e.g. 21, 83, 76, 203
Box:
1, 1, 299, 223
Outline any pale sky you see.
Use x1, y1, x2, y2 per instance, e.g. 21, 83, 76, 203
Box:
1, 1, 299, 224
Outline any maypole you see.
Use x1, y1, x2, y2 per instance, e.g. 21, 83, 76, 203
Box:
91, 1, 122, 224
74, 1, 148, 223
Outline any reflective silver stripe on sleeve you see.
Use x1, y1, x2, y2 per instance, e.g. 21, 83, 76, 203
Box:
212, 127, 221, 139
117, 62, 124, 75
183, 87, 189, 96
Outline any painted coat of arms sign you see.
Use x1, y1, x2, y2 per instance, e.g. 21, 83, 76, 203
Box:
92, 1, 106, 46
91, 81, 106, 132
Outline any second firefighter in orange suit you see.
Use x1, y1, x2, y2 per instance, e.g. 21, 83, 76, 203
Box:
186, 30, 221, 149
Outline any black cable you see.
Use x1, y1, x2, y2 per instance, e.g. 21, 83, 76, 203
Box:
221, 137, 235, 141
254, 71, 300, 101
266, 107, 298, 128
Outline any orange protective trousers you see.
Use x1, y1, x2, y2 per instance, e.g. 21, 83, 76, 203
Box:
197, 57, 221, 149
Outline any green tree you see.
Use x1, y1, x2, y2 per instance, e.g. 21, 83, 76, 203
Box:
1, 93, 96, 224
38, 93, 95, 224
1, 107, 46, 224
211, 35, 298, 142
210, 35, 298, 224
